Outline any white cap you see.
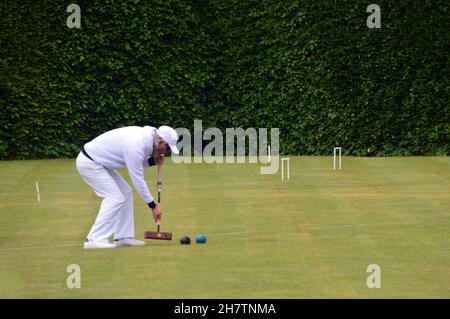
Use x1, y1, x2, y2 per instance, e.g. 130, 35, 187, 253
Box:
156, 126, 179, 155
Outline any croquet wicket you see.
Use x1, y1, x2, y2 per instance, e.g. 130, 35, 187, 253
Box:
35, 181, 41, 202
281, 157, 290, 180
333, 147, 342, 170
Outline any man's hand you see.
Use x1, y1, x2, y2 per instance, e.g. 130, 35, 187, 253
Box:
151, 204, 162, 223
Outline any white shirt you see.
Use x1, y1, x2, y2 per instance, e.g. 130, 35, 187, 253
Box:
84, 126, 156, 204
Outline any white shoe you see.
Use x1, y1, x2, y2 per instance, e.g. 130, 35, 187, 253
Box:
84, 240, 116, 249
114, 238, 145, 247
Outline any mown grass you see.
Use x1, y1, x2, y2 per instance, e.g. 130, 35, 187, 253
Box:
0, 157, 449, 298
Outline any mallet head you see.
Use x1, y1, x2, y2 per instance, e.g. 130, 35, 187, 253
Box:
144, 230, 172, 240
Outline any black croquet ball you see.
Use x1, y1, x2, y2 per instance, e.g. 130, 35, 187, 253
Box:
180, 235, 191, 245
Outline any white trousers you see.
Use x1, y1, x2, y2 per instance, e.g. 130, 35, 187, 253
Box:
76, 152, 135, 241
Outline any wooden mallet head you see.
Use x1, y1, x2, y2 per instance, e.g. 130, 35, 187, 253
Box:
145, 221, 172, 240
145, 232, 172, 240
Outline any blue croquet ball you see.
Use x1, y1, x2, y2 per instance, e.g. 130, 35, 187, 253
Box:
196, 234, 207, 244
180, 235, 191, 245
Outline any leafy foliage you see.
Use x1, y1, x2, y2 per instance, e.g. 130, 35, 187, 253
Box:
0, 0, 448, 159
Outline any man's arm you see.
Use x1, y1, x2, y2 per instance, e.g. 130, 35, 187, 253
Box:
123, 147, 155, 206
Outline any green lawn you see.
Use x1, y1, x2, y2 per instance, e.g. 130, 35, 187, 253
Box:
0, 157, 449, 298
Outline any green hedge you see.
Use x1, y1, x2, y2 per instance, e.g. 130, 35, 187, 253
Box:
0, 0, 448, 159
205, 0, 449, 156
